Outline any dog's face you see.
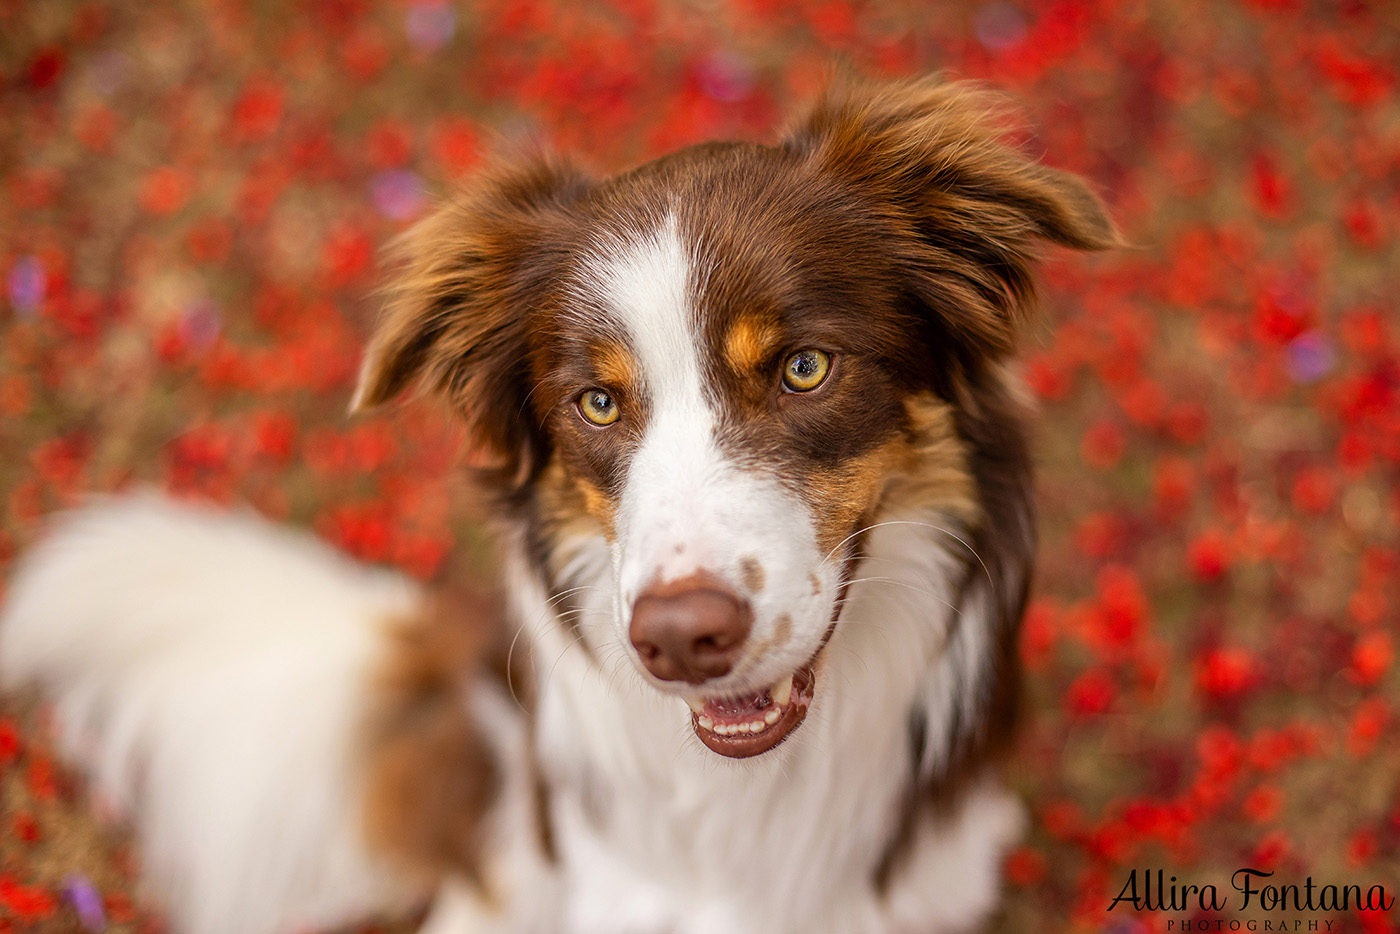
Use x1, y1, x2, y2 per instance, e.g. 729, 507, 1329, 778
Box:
353, 80, 1114, 758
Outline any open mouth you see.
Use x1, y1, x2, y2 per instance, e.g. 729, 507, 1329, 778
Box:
682, 560, 854, 759
686, 663, 817, 758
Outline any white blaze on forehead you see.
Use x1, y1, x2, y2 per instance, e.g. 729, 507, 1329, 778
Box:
581, 215, 831, 677
587, 214, 708, 418
585, 214, 721, 592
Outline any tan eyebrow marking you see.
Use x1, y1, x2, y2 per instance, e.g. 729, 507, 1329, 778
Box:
723, 316, 782, 373
589, 342, 640, 391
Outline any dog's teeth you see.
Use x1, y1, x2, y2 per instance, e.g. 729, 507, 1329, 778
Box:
737, 722, 752, 734
686, 697, 705, 714
749, 720, 766, 732
771, 674, 794, 707
698, 715, 714, 731
764, 708, 781, 725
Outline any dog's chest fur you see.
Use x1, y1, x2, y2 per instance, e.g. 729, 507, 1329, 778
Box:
485, 515, 1020, 934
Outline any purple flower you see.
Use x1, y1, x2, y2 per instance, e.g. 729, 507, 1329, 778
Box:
64, 873, 106, 931
405, 1, 456, 52
372, 169, 424, 220
7, 256, 45, 317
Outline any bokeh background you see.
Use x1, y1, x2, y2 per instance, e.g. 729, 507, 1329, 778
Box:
2, 0, 1398, 931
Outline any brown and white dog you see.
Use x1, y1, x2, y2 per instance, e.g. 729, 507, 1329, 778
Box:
0, 78, 1114, 934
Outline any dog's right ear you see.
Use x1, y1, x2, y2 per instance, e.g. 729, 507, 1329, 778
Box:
785, 77, 1118, 366
351, 155, 591, 480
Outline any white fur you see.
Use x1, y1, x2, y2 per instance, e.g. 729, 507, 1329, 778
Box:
582, 215, 840, 697
519, 511, 1018, 934
0, 494, 421, 934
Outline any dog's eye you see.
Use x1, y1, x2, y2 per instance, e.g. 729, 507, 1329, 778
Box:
578, 389, 620, 426
781, 350, 831, 393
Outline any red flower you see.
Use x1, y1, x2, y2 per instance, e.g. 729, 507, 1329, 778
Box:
0, 874, 59, 920
367, 120, 414, 169
430, 117, 481, 177
0, 717, 20, 768
1195, 647, 1257, 700
186, 218, 234, 264
139, 166, 193, 216
1081, 419, 1125, 470
12, 812, 41, 843
1344, 198, 1386, 250
1349, 632, 1394, 686
1042, 799, 1084, 840
26, 47, 65, 89
1249, 830, 1293, 869
1153, 456, 1195, 515
1089, 565, 1148, 651
1074, 511, 1125, 559
1346, 829, 1378, 867
321, 224, 374, 288
1290, 467, 1335, 515
1242, 785, 1282, 823
231, 78, 285, 142
105, 891, 137, 923
27, 756, 59, 801
1003, 845, 1048, 886
1196, 725, 1243, 782
1314, 36, 1397, 107
1186, 530, 1231, 582
1348, 589, 1387, 627
342, 27, 389, 80
254, 411, 298, 462
1346, 699, 1390, 758
1250, 152, 1294, 218
1065, 668, 1117, 717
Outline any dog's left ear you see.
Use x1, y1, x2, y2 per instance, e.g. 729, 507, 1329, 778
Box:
786, 77, 1119, 361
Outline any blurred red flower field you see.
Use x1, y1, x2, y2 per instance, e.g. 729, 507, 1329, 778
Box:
1, 0, 1398, 931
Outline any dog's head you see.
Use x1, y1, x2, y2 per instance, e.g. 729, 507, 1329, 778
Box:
353, 79, 1115, 759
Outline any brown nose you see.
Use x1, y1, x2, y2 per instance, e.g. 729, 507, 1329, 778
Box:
629, 576, 752, 684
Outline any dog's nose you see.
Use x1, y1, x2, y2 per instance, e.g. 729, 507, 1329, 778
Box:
629, 576, 752, 684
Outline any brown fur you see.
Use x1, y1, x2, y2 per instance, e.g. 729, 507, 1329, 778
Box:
739, 555, 766, 594
361, 589, 507, 888
788, 78, 1119, 368
350, 152, 593, 490
351, 75, 1116, 901
882, 393, 980, 525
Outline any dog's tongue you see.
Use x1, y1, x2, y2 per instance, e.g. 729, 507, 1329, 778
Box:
703, 689, 772, 720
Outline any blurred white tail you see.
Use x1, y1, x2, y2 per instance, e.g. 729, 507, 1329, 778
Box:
0, 493, 424, 934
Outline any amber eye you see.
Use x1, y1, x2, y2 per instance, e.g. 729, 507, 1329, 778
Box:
578, 388, 620, 426
781, 350, 831, 392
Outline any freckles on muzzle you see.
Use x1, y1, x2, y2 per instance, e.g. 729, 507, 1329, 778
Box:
623, 561, 827, 760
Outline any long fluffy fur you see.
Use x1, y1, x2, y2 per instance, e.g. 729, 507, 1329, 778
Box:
0, 494, 423, 934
